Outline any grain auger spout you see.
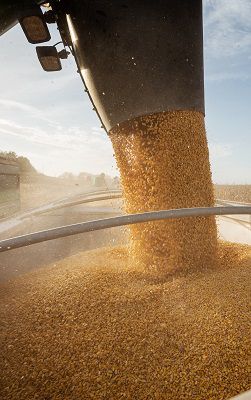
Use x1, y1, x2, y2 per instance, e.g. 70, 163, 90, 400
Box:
65, 0, 205, 131
0, 0, 204, 131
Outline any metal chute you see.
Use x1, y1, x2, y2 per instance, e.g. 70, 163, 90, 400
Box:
65, 0, 204, 131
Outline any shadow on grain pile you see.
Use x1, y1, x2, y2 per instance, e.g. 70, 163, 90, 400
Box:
0, 242, 250, 400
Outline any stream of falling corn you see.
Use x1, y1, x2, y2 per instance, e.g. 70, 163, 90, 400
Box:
109, 110, 218, 275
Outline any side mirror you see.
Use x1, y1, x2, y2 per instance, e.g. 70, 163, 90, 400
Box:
19, 5, 50, 44
36, 46, 62, 72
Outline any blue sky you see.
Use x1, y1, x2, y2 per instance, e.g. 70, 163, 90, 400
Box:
0, 0, 250, 183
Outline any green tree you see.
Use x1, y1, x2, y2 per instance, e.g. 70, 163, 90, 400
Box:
0, 151, 17, 160
0, 151, 37, 174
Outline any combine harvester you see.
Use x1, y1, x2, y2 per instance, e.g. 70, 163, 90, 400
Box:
0, 1, 250, 400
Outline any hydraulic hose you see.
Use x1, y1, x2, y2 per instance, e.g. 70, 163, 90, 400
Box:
0, 206, 250, 253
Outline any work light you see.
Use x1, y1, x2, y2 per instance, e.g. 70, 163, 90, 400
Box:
36, 46, 61, 72
19, 5, 50, 44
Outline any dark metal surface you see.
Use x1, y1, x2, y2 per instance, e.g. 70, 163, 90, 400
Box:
66, 0, 204, 131
0, 0, 45, 36
1, 0, 205, 131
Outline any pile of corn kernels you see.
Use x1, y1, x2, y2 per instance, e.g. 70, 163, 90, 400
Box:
0, 243, 250, 400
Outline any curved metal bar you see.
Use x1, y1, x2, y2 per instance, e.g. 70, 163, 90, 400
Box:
32, 193, 122, 216
229, 389, 251, 400
0, 206, 251, 253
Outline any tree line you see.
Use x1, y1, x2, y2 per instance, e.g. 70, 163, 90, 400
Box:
0, 151, 37, 175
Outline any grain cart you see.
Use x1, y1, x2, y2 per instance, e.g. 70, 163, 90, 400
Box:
0, 2, 250, 400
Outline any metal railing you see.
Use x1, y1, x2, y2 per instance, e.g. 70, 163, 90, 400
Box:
0, 205, 250, 253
